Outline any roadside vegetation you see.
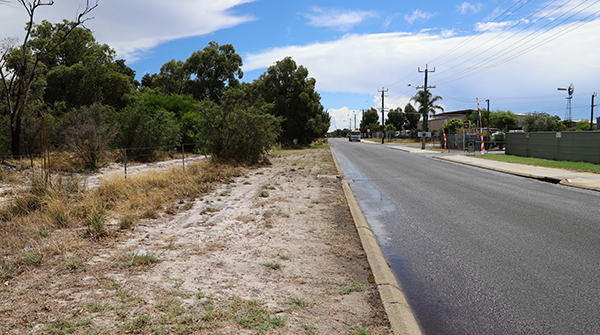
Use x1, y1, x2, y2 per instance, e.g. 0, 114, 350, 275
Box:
476, 155, 600, 174
1, 2, 330, 166
0, 159, 242, 281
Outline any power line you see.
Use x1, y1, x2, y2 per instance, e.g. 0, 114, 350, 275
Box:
436, 0, 600, 85
435, 0, 562, 69
428, 0, 533, 65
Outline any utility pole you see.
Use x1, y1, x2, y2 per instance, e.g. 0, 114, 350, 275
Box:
379, 88, 388, 144
418, 65, 436, 149
486, 99, 490, 149
592, 93, 597, 130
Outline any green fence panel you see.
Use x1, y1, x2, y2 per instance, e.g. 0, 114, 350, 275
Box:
506, 131, 600, 164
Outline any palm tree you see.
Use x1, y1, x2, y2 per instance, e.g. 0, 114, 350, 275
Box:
410, 90, 444, 132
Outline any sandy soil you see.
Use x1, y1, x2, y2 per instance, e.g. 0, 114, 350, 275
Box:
0, 147, 392, 334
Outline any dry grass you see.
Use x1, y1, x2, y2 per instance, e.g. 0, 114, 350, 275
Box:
0, 159, 242, 280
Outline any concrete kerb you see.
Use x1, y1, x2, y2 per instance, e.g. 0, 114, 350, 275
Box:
330, 146, 422, 335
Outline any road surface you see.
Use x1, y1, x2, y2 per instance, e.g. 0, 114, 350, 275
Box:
331, 138, 600, 334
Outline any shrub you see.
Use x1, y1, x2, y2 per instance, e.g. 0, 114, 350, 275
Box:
60, 104, 116, 169
195, 86, 281, 164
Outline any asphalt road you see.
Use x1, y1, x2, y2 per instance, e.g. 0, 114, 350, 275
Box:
330, 138, 600, 335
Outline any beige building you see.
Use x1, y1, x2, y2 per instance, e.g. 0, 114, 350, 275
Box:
417, 109, 476, 131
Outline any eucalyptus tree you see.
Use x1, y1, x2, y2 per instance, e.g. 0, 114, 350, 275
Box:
184, 41, 243, 103
257, 56, 328, 146
0, 0, 98, 156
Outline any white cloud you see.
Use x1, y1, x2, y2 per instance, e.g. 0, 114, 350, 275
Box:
475, 19, 523, 32
457, 2, 485, 15
302, 6, 377, 31
244, 19, 600, 116
441, 29, 457, 38
0, 0, 257, 62
404, 9, 435, 25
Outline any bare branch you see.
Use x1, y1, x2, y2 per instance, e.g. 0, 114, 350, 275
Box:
6, 0, 99, 156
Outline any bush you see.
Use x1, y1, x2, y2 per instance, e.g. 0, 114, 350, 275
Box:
107, 94, 181, 160
196, 87, 281, 164
61, 104, 116, 169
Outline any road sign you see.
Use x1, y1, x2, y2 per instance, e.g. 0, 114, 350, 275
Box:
464, 120, 470, 129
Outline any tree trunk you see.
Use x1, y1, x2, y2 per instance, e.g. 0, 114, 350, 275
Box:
10, 114, 21, 157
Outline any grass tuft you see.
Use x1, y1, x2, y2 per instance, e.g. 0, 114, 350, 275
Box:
118, 250, 162, 267
261, 262, 282, 270
339, 279, 364, 295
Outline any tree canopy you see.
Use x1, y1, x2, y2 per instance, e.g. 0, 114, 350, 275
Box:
257, 56, 328, 146
360, 108, 379, 133
184, 42, 243, 103
404, 103, 419, 130
1, 5, 327, 163
386, 107, 405, 131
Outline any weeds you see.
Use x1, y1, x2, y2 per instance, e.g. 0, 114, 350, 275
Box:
229, 296, 285, 332
261, 262, 282, 270
120, 315, 150, 333
200, 207, 220, 215
119, 214, 136, 230
87, 302, 109, 313
350, 327, 373, 335
339, 279, 364, 295
0, 262, 12, 279
62, 258, 84, 271
20, 249, 43, 265
291, 297, 310, 309
118, 250, 162, 267
303, 324, 316, 334
85, 207, 106, 238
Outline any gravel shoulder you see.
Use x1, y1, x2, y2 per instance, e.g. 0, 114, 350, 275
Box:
0, 147, 392, 334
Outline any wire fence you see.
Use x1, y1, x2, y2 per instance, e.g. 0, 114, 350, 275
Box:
0, 142, 208, 179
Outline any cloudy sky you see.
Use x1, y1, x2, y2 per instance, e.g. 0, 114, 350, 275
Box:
2, 0, 600, 131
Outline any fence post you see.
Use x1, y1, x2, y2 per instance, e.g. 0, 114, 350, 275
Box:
182, 143, 185, 171
124, 148, 127, 180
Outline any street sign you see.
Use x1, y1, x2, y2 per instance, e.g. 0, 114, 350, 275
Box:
464, 120, 470, 129
417, 132, 432, 138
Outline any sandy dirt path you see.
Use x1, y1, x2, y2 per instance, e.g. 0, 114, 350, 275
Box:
0, 147, 392, 334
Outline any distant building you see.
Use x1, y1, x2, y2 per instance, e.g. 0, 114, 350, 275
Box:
417, 109, 475, 130
417, 109, 527, 131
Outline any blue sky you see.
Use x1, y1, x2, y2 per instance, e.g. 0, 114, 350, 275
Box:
2, 0, 600, 131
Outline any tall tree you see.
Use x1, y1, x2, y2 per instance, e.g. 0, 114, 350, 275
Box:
404, 103, 419, 130
184, 41, 243, 103
360, 108, 379, 133
257, 57, 327, 146
0, 0, 98, 156
410, 90, 443, 132
491, 110, 519, 131
34, 20, 135, 109
386, 107, 405, 130
521, 112, 561, 132
142, 59, 188, 95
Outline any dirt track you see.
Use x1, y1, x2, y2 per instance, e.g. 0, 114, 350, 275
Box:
0, 147, 392, 334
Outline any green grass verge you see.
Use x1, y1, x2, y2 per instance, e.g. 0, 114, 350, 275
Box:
475, 155, 600, 174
